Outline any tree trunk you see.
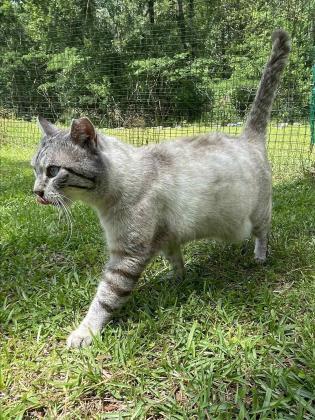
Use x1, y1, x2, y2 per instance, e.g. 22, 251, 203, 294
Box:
188, 0, 197, 57
148, 0, 155, 24
176, 0, 187, 50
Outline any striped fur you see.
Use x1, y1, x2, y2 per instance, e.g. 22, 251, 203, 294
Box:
244, 30, 291, 140
66, 254, 145, 347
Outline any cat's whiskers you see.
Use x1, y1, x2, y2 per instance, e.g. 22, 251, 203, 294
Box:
50, 192, 73, 242
58, 197, 73, 242
57, 193, 75, 232
57, 192, 85, 218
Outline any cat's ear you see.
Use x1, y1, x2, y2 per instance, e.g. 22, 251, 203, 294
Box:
70, 117, 97, 150
37, 116, 59, 137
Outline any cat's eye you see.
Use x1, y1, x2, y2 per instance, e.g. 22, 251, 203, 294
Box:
46, 165, 60, 178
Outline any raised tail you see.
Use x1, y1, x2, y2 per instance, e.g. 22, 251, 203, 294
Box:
243, 29, 291, 140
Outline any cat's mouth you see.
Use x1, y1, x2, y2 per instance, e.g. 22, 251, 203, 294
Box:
37, 196, 53, 205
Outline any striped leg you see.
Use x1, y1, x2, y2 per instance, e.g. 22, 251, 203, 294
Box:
67, 254, 145, 348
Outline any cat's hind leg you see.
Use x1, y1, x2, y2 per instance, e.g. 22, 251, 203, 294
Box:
252, 202, 271, 264
254, 230, 269, 263
162, 243, 185, 280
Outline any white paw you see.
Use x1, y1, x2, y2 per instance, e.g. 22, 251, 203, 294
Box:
67, 327, 94, 348
255, 256, 266, 264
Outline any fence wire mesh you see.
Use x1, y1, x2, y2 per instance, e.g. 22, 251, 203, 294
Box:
0, 0, 314, 171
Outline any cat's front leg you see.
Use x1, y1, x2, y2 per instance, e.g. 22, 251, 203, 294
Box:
67, 253, 147, 348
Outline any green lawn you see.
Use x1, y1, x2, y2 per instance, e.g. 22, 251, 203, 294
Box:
0, 135, 314, 418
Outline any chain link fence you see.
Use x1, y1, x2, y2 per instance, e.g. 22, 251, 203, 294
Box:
0, 0, 314, 170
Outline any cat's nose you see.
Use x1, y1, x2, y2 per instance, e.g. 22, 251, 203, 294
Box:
34, 189, 44, 198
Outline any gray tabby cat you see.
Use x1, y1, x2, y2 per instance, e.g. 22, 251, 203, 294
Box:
31, 30, 290, 347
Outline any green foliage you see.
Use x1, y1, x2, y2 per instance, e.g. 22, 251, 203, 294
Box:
128, 54, 213, 124
0, 0, 312, 126
231, 86, 256, 118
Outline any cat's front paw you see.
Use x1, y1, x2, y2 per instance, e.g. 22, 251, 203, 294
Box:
67, 327, 94, 348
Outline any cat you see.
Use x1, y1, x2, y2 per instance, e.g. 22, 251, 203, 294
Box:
31, 30, 291, 347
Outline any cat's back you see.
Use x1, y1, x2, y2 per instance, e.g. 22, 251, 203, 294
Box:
140, 131, 271, 211
145, 131, 265, 174
178, 131, 232, 149
152, 131, 249, 155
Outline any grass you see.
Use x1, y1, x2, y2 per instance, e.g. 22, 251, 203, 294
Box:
0, 131, 315, 418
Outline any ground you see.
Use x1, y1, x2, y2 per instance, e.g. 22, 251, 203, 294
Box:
0, 125, 314, 419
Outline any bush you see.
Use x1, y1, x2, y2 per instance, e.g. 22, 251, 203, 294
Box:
231, 86, 256, 119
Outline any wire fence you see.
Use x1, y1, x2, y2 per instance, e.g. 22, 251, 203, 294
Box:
0, 0, 314, 171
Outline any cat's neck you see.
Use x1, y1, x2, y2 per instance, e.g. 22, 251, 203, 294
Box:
97, 132, 133, 154
91, 133, 141, 214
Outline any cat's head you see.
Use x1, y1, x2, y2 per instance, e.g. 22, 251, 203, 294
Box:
31, 117, 104, 207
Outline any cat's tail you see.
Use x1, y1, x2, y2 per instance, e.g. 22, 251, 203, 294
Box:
243, 29, 291, 141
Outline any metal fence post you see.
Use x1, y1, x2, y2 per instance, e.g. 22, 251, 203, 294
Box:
310, 65, 315, 152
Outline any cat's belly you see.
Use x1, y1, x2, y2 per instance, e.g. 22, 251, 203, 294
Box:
173, 213, 253, 244
166, 175, 257, 244
198, 217, 252, 242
